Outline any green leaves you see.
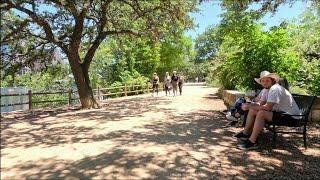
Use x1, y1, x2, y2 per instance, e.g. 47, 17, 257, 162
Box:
199, 1, 319, 95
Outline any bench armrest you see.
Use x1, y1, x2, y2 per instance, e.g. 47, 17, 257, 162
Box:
275, 112, 306, 117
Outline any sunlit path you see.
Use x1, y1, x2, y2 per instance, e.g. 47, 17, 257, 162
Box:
1, 84, 320, 179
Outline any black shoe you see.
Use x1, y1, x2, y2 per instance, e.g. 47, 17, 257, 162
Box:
233, 131, 250, 140
237, 139, 258, 150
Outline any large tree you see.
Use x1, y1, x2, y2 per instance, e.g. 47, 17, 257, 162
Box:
1, 0, 197, 108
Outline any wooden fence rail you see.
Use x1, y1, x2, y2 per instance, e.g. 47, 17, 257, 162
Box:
0, 83, 163, 111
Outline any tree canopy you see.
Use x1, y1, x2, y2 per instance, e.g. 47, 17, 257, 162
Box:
1, 0, 198, 108
199, 0, 320, 95
1, 0, 319, 109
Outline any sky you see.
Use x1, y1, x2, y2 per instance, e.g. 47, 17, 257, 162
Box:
185, 1, 311, 40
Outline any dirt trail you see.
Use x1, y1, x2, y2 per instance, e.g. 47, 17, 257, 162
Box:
1, 84, 319, 179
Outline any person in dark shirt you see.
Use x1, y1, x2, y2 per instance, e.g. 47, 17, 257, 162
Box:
152, 72, 159, 96
171, 71, 179, 97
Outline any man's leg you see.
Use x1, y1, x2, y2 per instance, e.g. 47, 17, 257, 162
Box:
243, 108, 259, 135
242, 110, 249, 127
249, 110, 273, 143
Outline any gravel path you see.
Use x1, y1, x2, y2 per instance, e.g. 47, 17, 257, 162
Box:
1, 84, 320, 179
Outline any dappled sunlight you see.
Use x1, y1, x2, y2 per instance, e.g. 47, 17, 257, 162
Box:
272, 149, 293, 156
1, 86, 319, 179
9, 121, 36, 129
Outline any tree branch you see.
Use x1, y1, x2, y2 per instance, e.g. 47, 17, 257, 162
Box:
1, 41, 53, 77
82, 29, 138, 70
82, 0, 114, 70
25, 30, 48, 41
119, 0, 163, 21
1, 19, 30, 44
70, 8, 86, 52
3, 0, 67, 51
119, 0, 142, 18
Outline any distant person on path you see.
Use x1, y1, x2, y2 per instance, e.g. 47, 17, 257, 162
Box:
195, 77, 199, 83
164, 72, 171, 96
152, 72, 159, 96
171, 71, 179, 96
177, 73, 184, 95
234, 71, 301, 150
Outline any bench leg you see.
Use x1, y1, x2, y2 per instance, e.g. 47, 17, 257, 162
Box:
272, 124, 277, 147
303, 125, 307, 149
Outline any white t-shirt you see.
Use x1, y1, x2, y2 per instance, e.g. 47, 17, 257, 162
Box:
164, 76, 171, 87
258, 89, 269, 102
267, 83, 301, 119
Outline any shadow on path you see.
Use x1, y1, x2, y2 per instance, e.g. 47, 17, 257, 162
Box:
1, 89, 319, 179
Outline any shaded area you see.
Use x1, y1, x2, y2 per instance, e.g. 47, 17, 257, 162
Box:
1, 87, 320, 179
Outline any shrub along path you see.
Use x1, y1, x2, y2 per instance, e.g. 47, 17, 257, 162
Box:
1, 84, 319, 179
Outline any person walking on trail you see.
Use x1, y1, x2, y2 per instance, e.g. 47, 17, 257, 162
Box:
177, 73, 184, 95
234, 71, 301, 150
171, 71, 179, 97
152, 72, 159, 96
164, 72, 172, 96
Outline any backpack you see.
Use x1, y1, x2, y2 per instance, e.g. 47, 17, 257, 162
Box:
229, 97, 246, 116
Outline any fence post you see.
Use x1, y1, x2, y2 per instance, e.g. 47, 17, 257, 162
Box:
147, 83, 150, 94
97, 86, 100, 100
68, 88, 72, 106
28, 90, 32, 110
124, 84, 127, 96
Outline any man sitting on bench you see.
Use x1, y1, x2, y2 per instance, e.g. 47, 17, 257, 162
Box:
234, 71, 301, 150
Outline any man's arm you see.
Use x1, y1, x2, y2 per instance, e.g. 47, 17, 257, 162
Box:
250, 102, 275, 111
241, 100, 265, 111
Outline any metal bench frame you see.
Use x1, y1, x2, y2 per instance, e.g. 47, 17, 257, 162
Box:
267, 94, 317, 148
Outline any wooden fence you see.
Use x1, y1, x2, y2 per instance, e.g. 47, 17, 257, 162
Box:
0, 83, 163, 111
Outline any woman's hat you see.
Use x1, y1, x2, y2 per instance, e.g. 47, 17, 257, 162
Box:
254, 71, 280, 84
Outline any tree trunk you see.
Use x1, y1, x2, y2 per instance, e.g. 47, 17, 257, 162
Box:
82, 65, 100, 108
67, 53, 96, 109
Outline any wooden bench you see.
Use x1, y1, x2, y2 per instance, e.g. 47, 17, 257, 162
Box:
267, 94, 317, 148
